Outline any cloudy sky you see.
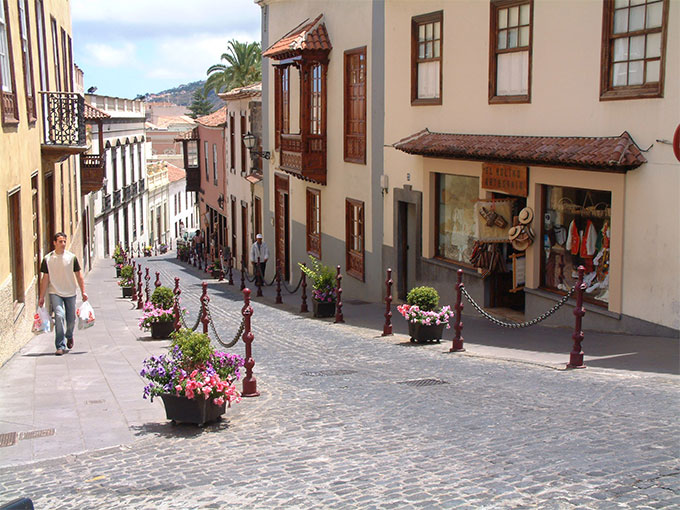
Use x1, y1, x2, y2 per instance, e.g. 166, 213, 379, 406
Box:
72, 0, 261, 98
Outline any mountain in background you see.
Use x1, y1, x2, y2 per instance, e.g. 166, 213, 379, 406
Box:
141, 80, 222, 108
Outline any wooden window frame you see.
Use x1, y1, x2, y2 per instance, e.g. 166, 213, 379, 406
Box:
306, 188, 321, 258
17, 0, 36, 122
599, 0, 669, 101
1, 0, 19, 124
274, 66, 281, 149
240, 113, 247, 174
281, 66, 289, 135
34, 0, 48, 91
411, 10, 443, 106
204, 140, 209, 181
345, 198, 365, 281
343, 46, 367, 164
310, 63, 322, 135
489, 0, 533, 104
212, 143, 218, 185
8, 188, 24, 304
254, 196, 262, 239
229, 114, 235, 172
59, 27, 67, 91
49, 17, 59, 91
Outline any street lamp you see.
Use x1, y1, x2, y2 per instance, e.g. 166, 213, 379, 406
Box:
242, 131, 271, 160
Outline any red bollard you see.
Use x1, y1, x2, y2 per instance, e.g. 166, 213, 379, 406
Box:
155, 271, 161, 288
450, 269, 466, 352
241, 288, 260, 397
256, 257, 263, 297
300, 264, 308, 313
228, 257, 234, 286
383, 268, 393, 336
131, 261, 138, 302
200, 282, 210, 335
335, 265, 344, 324
275, 264, 282, 304
567, 266, 587, 369
173, 277, 182, 332
136, 266, 143, 309
144, 268, 151, 303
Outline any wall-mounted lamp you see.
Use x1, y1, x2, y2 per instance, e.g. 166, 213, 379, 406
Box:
217, 194, 225, 209
380, 174, 389, 197
242, 131, 271, 160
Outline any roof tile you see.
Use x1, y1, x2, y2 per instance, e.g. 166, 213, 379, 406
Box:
196, 106, 227, 127
263, 14, 332, 60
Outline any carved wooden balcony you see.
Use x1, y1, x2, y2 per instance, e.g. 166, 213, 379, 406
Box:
280, 133, 327, 185
40, 92, 88, 162
186, 168, 201, 192
113, 190, 122, 207
80, 154, 105, 195
102, 193, 112, 212
123, 184, 133, 202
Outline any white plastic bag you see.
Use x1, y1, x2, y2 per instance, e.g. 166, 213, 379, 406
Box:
76, 301, 96, 330
33, 306, 51, 333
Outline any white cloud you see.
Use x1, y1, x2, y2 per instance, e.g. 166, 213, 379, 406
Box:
83, 42, 137, 68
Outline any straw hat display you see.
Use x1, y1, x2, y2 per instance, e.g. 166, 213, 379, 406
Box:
508, 207, 535, 251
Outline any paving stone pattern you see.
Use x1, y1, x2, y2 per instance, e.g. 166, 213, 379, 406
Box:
1, 257, 678, 509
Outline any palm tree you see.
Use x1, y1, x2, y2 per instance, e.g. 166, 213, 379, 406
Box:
205, 40, 262, 95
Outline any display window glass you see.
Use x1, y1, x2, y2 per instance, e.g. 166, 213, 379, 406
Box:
542, 185, 611, 305
435, 174, 479, 263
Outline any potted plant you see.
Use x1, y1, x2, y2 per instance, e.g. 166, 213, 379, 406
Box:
397, 286, 454, 343
299, 256, 336, 318
207, 260, 223, 279
159, 243, 168, 254
113, 245, 124, 276
144, 245, 153, 257
139, 286, 178, 339
118, 264, 135, 298
140, 328, 244, 426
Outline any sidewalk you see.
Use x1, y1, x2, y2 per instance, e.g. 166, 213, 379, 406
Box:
0, 254, 677, 469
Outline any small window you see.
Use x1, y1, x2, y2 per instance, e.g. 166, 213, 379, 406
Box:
229, 114, 235, 171
600, 0, 669, 100
204, 140, 209, 181
344, 47, 367, 164
18, 0, 36, 121
306, 188, 321, 258
0, 0, 19, 124
310, 63, 322, 135
186, 140, 198, 168
411, 11, 443, 105
212, 143, 218, 184
435, 174, 479, 264
240, 114, 247, 173
282, 67, 289, 134
49, 17, 60, 91
345, 198, 364, 281
489, 0, 533, 103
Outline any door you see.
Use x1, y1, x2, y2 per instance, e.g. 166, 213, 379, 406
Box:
397, 201, 416, 301
274, 174, 290, 280
43, 172, 55, 249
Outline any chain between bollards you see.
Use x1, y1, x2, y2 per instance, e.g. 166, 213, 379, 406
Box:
382, 268, 393, 336
334, 266, 344, 324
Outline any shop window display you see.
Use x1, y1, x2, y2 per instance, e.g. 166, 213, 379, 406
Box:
435, 174, 479, 263
542, 186, 611, 304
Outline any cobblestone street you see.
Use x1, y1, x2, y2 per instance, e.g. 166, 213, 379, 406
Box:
1, 257, 678, 509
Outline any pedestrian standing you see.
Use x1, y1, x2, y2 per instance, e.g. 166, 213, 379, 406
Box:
194, 229, 203, 259
250, 234, 269, 285
38, 232, 88, 355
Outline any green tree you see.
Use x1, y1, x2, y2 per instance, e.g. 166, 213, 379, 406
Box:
204, 39, 262, 96
188, 89, 213, 119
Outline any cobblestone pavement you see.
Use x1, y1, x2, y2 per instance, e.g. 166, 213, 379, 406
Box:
1, 257, 678, 509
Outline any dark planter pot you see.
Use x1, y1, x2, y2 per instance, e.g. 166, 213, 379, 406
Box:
211, 269, 222, 279
144, 250, 152, 257
121, 286, 133, 298
160, 394, 225, 426
115, 267, 121, 277
312, 299, 336, 318
150, 320, 175, 339
408, 321, 446, 343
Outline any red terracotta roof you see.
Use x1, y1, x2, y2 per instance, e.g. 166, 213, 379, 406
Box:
196, 106, 227, 127
262, 14, 332, 60
83, 103, 110, 120
393, 129, 647, 172
218, 82, 262, 101
165, 162, 186, 183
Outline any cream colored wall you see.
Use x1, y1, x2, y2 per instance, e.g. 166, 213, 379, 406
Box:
383, 0, 679, 329
265, 0, 375, 274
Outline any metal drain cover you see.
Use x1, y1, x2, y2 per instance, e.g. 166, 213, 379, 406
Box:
18, 428, 55, 440
397, 378, 449, 387
302, 369, 357, 377
0, 432, 17, 447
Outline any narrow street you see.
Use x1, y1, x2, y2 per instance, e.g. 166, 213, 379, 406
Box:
0, 256, 678, 509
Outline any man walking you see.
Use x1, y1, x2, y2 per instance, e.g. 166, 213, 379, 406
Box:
38, 232, 88, 355
250, 234, 269, 285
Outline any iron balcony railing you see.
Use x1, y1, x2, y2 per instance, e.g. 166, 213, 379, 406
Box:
130, 181, 138, 196
40, 92, 86, 147
102, 193, 112, 212
113, 190, 122, 207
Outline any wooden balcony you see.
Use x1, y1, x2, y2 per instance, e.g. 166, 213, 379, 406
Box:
280, 133, 327, 185
40, 92, 88, 163
102, 193, 112, 212
186, 168, 200, 192
80, 154, 105, 195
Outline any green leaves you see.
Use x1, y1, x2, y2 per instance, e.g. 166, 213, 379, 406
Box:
204, 39, 262, 96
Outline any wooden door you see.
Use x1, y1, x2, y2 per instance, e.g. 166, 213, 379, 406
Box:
274, 174, 289, 279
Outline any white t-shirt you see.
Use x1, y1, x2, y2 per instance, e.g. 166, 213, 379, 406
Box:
41, 251, 80, 297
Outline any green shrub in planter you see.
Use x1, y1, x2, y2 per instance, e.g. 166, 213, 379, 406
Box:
118, 264, 135, 287
170, 329, 213, 369
151, 286, 175, 310
406, 286, 439, 312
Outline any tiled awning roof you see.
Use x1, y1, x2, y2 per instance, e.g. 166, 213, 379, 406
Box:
393, 129, 647, 172
218, 82, 262, 101
262, 14, 332, 60
83, 103, 110, 120
196, 106, 227, 127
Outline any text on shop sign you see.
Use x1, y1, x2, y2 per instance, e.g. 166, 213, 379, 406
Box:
482, 163, 528, 197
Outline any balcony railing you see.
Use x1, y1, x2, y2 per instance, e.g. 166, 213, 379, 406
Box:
138, 178, 146, 193
123, 184, 133, 202
130, 182, 138, 196
280, 133, 326, 185
80, 154, 106, 195
113, 190, 121, 207
102, 193, 112, 212
40, 92, 86, 149
1, 90, 18, 123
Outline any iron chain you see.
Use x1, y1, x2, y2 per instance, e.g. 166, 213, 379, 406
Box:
205, 300, 245, 348
461, 284, 576, 328
281, 273, 303, 294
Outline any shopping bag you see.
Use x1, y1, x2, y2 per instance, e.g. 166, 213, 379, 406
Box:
32, 306, 51, 333
76, 301, 96, 330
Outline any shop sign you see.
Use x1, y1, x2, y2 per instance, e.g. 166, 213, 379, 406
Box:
482, 163, 528, 197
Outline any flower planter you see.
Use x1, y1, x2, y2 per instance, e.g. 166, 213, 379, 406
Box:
408, 322, 446, 343
121, 286, 133, 298
160, 394, 225, 427
150, 320, 175, 339
313, 299, 336, 318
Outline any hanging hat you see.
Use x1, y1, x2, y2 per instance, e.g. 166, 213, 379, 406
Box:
512, 236, 531, 252
518, 207, 534, 225
508, 226, 522, 241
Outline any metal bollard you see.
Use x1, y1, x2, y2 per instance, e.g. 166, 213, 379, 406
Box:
382, 268, 393, 336
155, 271, 161, 288
228, 256, 234, 285
200, 282, 209, 335
173, 277, 182, 332
300, 263, 308, 313
131, 261, 138, 302
275, 263, 282, 304
450, 269, 465, 352
567, 266, 587, 369
335, 266, 344, 323
136, 266, 143, 309
241, 288, 260, 397
144, 268, 151, 304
